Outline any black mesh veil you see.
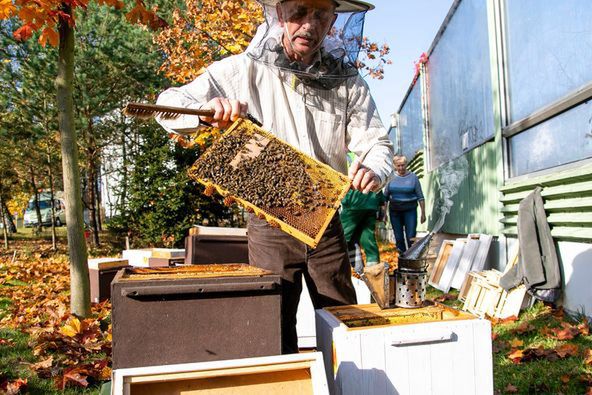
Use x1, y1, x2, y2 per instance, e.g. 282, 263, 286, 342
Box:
246, 1, 370, 89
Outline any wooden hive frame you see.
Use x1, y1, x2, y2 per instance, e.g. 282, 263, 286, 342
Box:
188, 118, 351, 248
111, 352, 329, 395
461, 245, 529, 319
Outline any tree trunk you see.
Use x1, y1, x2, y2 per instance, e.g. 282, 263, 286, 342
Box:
0, 194, 8, 249
30, 167, 43, 233
1, 200, 16, 234
120, 130, 128, 216
95, 169, 103, 231
85, 117, 100, 247
47, 148, 57, 251
57, 4, 90, 317
88, 161, 100, 247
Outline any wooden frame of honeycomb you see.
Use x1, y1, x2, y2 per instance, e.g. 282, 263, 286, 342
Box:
188, 118, 351, 248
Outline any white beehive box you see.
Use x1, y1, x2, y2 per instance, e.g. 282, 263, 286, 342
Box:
121, 248, 184, 267
316, 303, 493, 395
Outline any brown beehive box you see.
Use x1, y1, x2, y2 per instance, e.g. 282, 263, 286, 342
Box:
188, 118, 351, 248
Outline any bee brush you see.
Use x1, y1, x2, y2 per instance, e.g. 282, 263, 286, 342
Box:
122, 102, 262, 129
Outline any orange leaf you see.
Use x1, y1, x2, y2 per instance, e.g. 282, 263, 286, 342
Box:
561, 374, 571, 384
0, 0, 16, 19
13, 24, 34, 41
509, 338, 524, 348
30, 356, 53, 371
4, 378, 28, 394
60, 316, 82, 337
555, 343, 579, 358
39, 27, 59, 47
57, 366, 89, 389
507, 349, 524, 364
513, 321, 535, 334
543, 322, 581, 340
578, 320, 590, 336
584, 349, 592, 365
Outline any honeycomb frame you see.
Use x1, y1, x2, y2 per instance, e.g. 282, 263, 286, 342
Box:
188, 118, 351, 248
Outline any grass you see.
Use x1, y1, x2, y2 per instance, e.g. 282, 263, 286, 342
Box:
0, 329, 102, 395
6, 226, 68, 241
427, 286, 592, 394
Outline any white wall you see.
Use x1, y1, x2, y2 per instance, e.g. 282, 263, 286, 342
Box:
558, 240, 592, 318
499, 237, 592, 318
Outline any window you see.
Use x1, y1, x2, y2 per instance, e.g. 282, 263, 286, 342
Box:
508, 100, 592, 177
398, 82, 424, 161
427, 0, 495, 169
504, 0, 592, 123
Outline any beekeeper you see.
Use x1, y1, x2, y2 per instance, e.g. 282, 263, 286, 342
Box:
156, 0, 393, 354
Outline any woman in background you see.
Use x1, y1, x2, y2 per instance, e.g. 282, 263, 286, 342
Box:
385, 155, 426, 253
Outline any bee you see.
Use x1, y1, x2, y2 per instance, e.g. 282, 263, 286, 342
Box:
204, 184, 215, 197
223, 196, 236, 206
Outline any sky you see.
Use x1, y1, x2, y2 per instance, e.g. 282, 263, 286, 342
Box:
361, 0, 455, 127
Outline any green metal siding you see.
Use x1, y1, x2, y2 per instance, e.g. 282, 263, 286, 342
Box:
424, 138, 501, 235
499, 162, 592, 241
409, 137, 502, 236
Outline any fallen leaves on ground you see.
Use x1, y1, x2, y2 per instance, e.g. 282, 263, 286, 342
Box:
507, 344, 580, 364
512, 321, 535, 335
542, 321, 584, 340
0, 241, 111, 390
0, 377, 28, 395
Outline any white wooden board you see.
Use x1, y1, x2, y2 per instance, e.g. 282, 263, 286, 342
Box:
469, 234, 493, 272
433, 239, 466, 292
429, 240, 455, 286
450, 238, 481, 290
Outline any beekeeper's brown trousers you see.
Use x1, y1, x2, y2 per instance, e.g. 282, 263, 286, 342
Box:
247, 213, 357, 354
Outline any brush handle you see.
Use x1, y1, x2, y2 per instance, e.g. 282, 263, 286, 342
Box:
126, 102, 216, 117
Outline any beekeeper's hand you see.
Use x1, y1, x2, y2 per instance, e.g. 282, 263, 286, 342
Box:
200, 97, 248, 129
348, 159, 380, 194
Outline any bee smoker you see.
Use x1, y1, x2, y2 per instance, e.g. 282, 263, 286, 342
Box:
394, 232, 434, 308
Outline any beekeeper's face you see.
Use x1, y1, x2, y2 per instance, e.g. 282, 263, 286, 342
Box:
277, 0, 337, 64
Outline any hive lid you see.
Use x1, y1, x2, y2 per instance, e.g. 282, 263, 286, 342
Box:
325, 302, 476, 329
120, 264, 274, 281
188, 118, 351, 248
88, 257, 129, 270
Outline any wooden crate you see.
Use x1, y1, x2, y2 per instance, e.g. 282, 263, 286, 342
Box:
316, 303, 493, 395
462, 245, 528, 319
462, 270, 528, 319
111, 352, 328, 395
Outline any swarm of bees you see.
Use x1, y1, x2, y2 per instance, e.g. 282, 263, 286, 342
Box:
188, 120, 349, 243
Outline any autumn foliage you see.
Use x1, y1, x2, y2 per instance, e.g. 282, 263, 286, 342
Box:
1, 0, 166, 47
155, 0, 263, 84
